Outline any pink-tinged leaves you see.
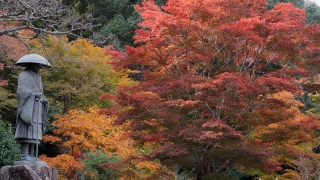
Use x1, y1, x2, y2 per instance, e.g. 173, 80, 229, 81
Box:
257, 75, 301, 94
0, 80, 8, 87
265, 3, 306, 28
105, 0, 320, 178
0, 63, 7, 87
151, 143, 189, 158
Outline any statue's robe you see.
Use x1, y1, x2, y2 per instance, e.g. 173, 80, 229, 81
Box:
15, 68, 48, 144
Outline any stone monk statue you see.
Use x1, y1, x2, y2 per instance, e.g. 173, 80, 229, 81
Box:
14, 54, 51, 163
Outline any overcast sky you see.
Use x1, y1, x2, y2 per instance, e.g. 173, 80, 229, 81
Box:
312, 0, 320, 6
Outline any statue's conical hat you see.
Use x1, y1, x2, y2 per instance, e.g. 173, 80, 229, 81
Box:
16, 54, 51, 68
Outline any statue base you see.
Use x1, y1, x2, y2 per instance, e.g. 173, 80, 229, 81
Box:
0, 164, 57, 180
14, 159, 47, 166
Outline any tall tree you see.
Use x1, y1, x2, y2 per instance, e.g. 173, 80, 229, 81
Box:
87, 0, 167, 49
304, 0, 320, 24
103, 0, 320, 179
33, 0, 168, 49
29, 36, 135, 112
89, 0, 141, 49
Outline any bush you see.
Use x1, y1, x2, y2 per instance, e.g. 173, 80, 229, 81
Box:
78, 150, 120, 180
0, 119, 20, 167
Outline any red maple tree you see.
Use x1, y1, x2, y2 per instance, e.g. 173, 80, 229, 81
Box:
103, 0, 320, 179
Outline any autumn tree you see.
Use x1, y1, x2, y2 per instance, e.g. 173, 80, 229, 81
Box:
41, 107, 122, 179
267, 0, 320, 24
41, 107, 172, 179
27, 36, 135, 113
103, 0, 320, 179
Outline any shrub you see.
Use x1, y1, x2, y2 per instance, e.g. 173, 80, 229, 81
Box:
78, 150, 120, 180
0, 119, 20, 167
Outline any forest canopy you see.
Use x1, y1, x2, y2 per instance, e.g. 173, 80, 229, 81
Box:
0, 0, 320, 179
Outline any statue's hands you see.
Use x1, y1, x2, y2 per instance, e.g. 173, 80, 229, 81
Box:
42, 98, 49, 106
35, 93, 43, 98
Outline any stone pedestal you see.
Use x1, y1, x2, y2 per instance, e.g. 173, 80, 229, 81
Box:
14, 160, 47, 166
0, 164, 58, 180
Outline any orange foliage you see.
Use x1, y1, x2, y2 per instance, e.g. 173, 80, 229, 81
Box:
39, 154, 83, 180
0, 35, 27, 60
251, 91, 320, 171
50, 107, 130, 155
0, 11, 31, 60
44, 107, 166, 179
42, 135, 61, 144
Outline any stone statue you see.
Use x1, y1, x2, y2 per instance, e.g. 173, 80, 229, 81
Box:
14, 54, 51, 164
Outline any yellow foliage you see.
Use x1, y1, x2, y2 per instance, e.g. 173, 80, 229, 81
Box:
27, 35, 137, 111
271, 91, 304, 109
42, 135, 61, 144
280, 169, 300, 180
52, 107, 118, 153
39, 154, 83, 180
134, 160, 161, 173
49, 106, 162, 179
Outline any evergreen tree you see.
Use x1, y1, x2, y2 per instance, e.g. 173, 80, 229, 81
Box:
304, 0, 320, 24
62, 0, 168, 49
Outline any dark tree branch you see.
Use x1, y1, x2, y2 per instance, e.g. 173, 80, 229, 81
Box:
0, 0, 96, 43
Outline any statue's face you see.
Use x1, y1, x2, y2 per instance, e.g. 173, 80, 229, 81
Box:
30, 64, 41, 73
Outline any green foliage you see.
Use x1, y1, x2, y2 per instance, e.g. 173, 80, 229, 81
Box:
100, 13, 141, 50
202, 173, 235, 180
304, 0, 320, 24
154, 0, 167, 6
300, 93, 316, 113
78, 150, 120, 180
34, 71, 63, 158
0, 87, 17, 123
92, 0, 134, 21
0, 59, 18, 93
95, 0, 141, 49
0, 119, 20, 167
0, 58, 18, 123
267, 0, 305, 9
228, 169, 263, 180
304, 93, 320, 117
65, 0, 167, 48
303, 92, 320, 156
44, 103, 63, 134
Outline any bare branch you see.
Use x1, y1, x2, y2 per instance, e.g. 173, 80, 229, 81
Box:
0, 0, 95, 40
